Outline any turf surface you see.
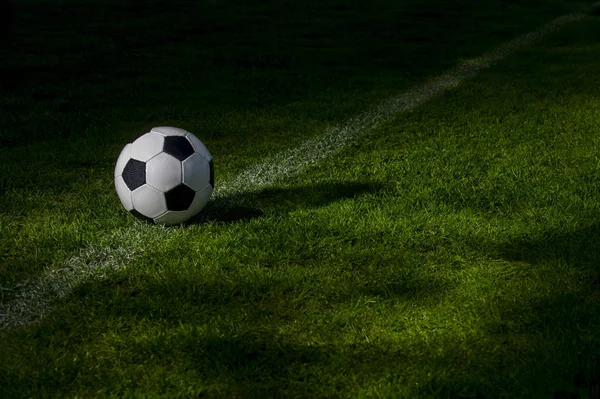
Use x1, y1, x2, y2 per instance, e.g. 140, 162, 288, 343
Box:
1, 0, 600, 397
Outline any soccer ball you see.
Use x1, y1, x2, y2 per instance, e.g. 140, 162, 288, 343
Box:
114, 126, 214, 225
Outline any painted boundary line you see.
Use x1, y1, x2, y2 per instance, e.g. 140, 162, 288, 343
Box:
0, 9, 589, 331
214, 11, 587, 199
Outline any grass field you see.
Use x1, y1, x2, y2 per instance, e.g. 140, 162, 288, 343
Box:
1, 0, 600, 397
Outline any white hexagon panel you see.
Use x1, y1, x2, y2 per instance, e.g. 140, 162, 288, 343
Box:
131, 185, 167, 219
154, 210, 191, 226
130, 132, 164, 162
182, 153, 211, 191
186, 132, 212, 161
146, 152, 182, 192
114, 143, 131, 178
114, 175, 134, 211
151, 126, 189, 137
188, 185, 213, 217
114, 127, 215, 225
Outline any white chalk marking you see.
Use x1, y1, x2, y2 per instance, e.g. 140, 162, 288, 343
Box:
0, 10, 587, 330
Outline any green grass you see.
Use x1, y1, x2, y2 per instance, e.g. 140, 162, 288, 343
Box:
1, 0, 600, 397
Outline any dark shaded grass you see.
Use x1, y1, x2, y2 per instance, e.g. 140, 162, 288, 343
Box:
2, 1, 600, 398
0, 254, 453, 397
0, 0, 589, 144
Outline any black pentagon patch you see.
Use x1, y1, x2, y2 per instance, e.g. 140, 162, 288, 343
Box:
129, 209, 155, 224
122, 159, 146, 191
164, 136, 194, 161
165, 184, 195, 211
209, 159, 214, 187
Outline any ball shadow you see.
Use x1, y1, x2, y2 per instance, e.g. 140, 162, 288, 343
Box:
187, 180, 385, 225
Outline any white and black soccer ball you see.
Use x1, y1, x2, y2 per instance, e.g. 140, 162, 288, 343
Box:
114, 126, 214, 225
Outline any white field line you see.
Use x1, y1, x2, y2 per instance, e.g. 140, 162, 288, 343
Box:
213, 11, 585, 199
0, 10, 587, 331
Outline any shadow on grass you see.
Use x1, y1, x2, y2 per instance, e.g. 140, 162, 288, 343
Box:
483, 222, 600, 397
2, 316, 419, 398
497, 222, 600, 283
13, 214, 600, 397
1, 0, 583, 145
187, 180, 385, 225
33, 265, 590, 398
45, 267, 453, 397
